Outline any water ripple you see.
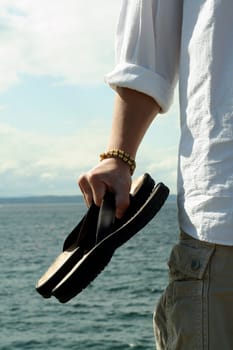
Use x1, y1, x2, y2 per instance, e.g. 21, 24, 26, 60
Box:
0, 201, 178, 349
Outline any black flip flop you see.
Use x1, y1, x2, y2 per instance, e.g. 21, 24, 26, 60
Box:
51, 176, 169, 303
36, 204, 99, 298
36, 173, 156, 298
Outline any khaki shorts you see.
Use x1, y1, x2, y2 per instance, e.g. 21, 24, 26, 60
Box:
154, 231, 233, 350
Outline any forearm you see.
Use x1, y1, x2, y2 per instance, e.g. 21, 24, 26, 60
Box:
79, 87, 160, 217
107, 87, 161, 159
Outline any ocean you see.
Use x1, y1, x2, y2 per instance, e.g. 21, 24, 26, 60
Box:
0, 197, 178, 350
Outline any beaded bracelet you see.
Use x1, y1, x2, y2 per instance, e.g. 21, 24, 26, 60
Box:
100, 149, 136, 175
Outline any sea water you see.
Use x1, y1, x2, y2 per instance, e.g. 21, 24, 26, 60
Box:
0, 198, 178, 349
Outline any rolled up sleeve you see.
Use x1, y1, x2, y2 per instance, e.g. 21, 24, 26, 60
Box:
105, 0, 183, 113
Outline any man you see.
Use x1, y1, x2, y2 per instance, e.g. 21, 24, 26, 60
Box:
79, 1, 233, 349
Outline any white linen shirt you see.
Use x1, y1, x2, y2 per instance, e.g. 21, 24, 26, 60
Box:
105, 0, 233, 245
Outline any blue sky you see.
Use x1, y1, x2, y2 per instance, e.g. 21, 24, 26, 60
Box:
0, 0, 180, 197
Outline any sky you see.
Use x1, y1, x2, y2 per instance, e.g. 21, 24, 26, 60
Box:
0, 0, 180, 197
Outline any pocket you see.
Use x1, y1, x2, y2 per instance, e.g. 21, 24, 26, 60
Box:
168, 241, 215, 283
155, 240, 215, 350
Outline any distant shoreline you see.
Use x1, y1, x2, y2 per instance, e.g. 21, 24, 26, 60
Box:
0, 194, 176, 204
0, 195, 83, 204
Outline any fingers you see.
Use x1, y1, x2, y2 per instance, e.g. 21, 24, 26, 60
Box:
78, 159, 132, 218
78, 175, 93, 207
78, 172, 106, 208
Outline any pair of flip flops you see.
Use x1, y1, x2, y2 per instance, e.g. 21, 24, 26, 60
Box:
36, 174, 169, 303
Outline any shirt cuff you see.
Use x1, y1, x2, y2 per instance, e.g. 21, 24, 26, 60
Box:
104, 63, 174, 113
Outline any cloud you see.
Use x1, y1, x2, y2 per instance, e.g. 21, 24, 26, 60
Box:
136, 144, 178, 194
0, 1, 180, 196
0, 0, 120, 91
0, 105, 8, 111
0, 120, 109, 194
0, 120, 108, 172
0, 119, 178, 196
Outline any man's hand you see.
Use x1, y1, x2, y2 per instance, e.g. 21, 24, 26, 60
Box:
78, 158, 132, 219
78, 87, 160, 219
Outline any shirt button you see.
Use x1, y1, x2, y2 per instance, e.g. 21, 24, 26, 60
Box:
191, 259, 201, 271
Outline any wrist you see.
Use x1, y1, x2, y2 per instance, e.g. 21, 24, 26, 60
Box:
100, 149, 136, 175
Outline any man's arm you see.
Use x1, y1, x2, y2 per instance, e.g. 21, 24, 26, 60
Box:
108, 87, 160, 159
78, 87, 160, 218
